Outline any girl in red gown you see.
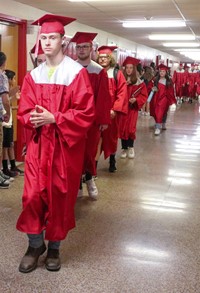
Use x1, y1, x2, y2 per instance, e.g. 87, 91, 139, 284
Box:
150, 64, 176, 136
119, 56, 148, 158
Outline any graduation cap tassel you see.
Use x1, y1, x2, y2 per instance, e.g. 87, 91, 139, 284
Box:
34, 24, 41, 68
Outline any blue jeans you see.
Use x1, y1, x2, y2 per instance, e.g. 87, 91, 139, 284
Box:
27, 232, 60, 250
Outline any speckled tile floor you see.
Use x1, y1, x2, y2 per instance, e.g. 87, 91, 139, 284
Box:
1, 101, 200, 293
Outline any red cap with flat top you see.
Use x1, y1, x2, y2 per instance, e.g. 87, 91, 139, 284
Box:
70, 32, 97, 44
123, 56, 140, 66
97, 45, 118, 55
30, 41, 44, 55
158, 64, 169, 71
31, 14, 76, 35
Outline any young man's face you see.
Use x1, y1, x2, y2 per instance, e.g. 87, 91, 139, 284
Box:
76, 43, 92, 61
40, 33, 63, 57
98, 55, 111, 68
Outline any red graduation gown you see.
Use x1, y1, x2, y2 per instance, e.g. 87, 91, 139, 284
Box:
196, 73, 200, 95
172, 70, 185, 98
188, 72, 198, 98
150, 79, 176, 124
119, 80, 148, 140
16, 57, 95, 241
83, 60, 111, 175
101, 68, 128, 159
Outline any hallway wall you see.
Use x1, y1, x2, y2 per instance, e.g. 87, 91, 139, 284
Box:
0, 0, 180, 71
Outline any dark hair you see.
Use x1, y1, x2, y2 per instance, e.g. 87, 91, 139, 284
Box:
154, 71, 173, 88
143, 66, 154, 82
150, 62, 156, 69
137, 63, 144, 76
5, 69, 15, 80
0, 52, 7, 67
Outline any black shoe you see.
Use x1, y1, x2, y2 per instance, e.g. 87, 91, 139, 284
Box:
11, 167, 24, 176
45, 249, 61, 271
19, 243, 46, 273
3, 168, 18, 178
109, 161, 117, 173
109, 155, 117, 173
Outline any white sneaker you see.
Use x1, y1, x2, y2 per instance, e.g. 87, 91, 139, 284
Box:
154, 128, 161, 136
162, 123, 167, 130
0, 171, 12, 183
120, 149, 127, 159
86, 179, 98, 200
77, 189, 83, 198
128, 147, 135, 159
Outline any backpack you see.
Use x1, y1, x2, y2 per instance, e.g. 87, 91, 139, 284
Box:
113, 64, 120, 82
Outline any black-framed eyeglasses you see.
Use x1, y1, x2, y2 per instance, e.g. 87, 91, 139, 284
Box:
76, 45, 91, 50
98, 55, 110, 59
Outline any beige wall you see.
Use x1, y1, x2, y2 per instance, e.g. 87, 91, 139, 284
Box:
0, 0, 179, 71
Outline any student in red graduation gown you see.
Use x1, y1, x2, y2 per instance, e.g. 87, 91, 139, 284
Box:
119, 56, 148, 158
182, 65, 190, 102
150, 64, 176, 136
71, 31, 111, 200
16, 14, 95, 273
96, 46, 128, 172
172, 63, 184, 104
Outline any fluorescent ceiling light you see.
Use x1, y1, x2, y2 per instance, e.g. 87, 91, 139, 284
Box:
122, 20, 186, 28
69, 0, 111, 1
179, 51, 200, 56
181, 53, 200, 61
149, 34, 195, 40
174, 48, 200, 52
181, 52, 200, 57
163, 42, 200, 47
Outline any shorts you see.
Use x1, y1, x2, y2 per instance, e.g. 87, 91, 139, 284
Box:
3, 126, 14, 148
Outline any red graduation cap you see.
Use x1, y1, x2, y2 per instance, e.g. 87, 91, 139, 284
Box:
123, 56, 140, 66
31, 14, 76, 35
158, 64, 169, 71
30, 41, 44, 55
70, 32, 97, 44
184, 65, 190, 69
97, 45, 118, 55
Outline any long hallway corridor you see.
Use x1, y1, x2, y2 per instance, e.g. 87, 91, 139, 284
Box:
1, 101, 200, 293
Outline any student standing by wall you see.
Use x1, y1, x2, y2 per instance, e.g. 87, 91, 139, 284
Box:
0, 52, 11, 189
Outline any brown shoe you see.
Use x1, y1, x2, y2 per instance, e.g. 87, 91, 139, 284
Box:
45, 249, 61, 271
19, 243, 46, 273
